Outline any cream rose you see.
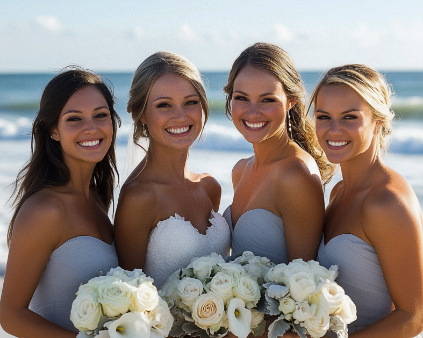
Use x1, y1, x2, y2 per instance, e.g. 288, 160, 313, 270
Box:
192, 293, 225, 333
264, 263, 287, 283
234, 276, 261, 309
70, 292, 102, 331
337, 295, 357, 324
148, 298, 174, 337
209, 272, 234, 304
303, 305, 330, 338
287, 271, 316, 302
292, 301, 317, 323
177, 277, 204, 311
129, 281, 159, 312
97, 280, 132, 317
189, 253, 225, 281
278, 296, 296, 315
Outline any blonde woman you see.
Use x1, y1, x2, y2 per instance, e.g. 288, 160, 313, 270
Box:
114, 52, 230, 290
312, 64, 423, 337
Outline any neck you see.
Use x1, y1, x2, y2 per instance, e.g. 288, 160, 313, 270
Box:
252, 129, 290, 166
64, 159, 97, 199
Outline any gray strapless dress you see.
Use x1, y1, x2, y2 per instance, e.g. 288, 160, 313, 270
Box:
29, 236, 118, 331
318, 234, 422, 337
223, 206, 288, 264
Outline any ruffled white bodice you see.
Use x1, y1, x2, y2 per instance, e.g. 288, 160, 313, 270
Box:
144, 210, 231, 289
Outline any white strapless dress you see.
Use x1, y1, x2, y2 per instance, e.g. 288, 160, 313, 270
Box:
143, 210, 231, 290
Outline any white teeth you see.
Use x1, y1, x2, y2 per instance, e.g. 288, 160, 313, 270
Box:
79, 140, 100, 147
245, 121, 266, 129
167, 126, 189, 134
328, 141, 348, 147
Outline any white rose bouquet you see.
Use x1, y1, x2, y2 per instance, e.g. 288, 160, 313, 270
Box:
70, 267, 173, 338
161, 252, 272, 338
259, 259, 357, 338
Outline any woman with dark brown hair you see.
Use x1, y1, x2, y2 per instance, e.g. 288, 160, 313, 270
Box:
0, 67, 120, 337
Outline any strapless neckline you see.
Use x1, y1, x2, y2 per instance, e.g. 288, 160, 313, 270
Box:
54, 235, 114, 253
227, 206, 282, 228
323, 233, 370, 247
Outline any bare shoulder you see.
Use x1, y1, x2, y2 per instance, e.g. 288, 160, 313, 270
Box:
117, 177, 158, 216
232, 156, 253, 189
11, 188, 66, 249
192, 172, 222, 211
363, 167, 422, 241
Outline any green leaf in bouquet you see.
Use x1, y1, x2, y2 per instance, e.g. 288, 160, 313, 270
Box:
268, 316, 291, 338
292, 322, 308, 338
169, 313, 188, 338
254, 292, 267, 313
204, 277, 213, 284
180, 268, 195, 278
251, 318, 267, 336
264, 292, 281, 315
267, 284, 289, 300
209, 327, 229, 338
182, 322, 209, 338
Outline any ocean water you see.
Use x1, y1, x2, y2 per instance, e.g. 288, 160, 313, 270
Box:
0, 71, 423, 271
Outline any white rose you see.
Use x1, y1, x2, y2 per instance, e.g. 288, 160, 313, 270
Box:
70, 292, 102, 331
87, 276, 119, 292
97, 280, 132, 317
160, 270, 181, 301
336, 295, 357, 324
130, 281, 159, 312
292, 301, 317, 323
264, 264, 287, 283
148, 298, 174, 337
303, 305, 330, 338
177, 277, 204, 311
250, 309, 265, 329
278, 296, 296, 314
192, 293, 225, 333
283, 261, 313, 285
234, 276, 261, 309
106, 267, 128, 280
217, 262, 246, 278
189, 253, 225, 281
287, 271, 317, 302
209, 272, 234, 305
308, 261, 338, 283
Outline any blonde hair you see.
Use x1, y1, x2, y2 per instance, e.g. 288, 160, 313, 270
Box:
224, 42, 335, 184
127, 51, 209, 145
309, 64, 395, 155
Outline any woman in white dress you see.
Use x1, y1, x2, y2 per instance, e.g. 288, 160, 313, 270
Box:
0, 67, 120, 337
114, 52, 230, 290
313, 64, 423, 337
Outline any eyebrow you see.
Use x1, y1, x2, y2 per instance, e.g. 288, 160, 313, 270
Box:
233, 90, 276, 97
152, 94, 199, 103
315, 108, 361, 114
63, 106, 109, 116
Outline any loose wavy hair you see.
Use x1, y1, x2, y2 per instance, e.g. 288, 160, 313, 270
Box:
224, 42, 335, 184
8, 66, 121, 246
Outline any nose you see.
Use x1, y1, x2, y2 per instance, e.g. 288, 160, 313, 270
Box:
327, 118, 342, 136
244, 102, 261, 118
171, 105, 186, 121
84, 117, 97, 133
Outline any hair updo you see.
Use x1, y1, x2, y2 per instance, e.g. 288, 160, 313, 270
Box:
309, 64, 395, 155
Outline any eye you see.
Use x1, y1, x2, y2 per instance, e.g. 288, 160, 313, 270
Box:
156, 102, 171, 108
95, 111, 109, 118
262, 98, 276, 103
344, 115, 357, 119
186, 100, 199, 106
66, 116, 81, 122
315, 114, 330, 120
233, 95, 248, 101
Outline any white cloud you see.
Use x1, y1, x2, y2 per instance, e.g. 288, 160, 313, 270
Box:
133, 27, 145, 39
177, 23, 199, 42
350, 23, 384, 47
274, 23, 293, 42
35, 16, 63, 33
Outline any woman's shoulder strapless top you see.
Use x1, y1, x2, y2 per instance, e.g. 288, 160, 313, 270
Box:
144, 210, 230, 290
223, 205, 288, 264
29, 236, 118, 332
318, 234, 392, 333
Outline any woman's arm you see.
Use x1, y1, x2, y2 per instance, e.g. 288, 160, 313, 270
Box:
114, 181, 156, 270
351, 184, 423, 337
276, 160, 325, 261
0, 195, 77, 338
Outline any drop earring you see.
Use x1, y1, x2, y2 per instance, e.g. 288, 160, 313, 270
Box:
288, 110, 293, 139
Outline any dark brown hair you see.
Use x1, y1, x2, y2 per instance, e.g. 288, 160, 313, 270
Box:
8, 66, 121, 246
224, 42, 335, 183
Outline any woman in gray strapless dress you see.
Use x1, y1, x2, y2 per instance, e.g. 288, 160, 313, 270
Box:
312, 64, 423, 337
0, 68, 120, 337
223, 43, 335, 338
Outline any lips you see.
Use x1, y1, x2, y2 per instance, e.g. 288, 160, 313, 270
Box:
244, 121, 267, 129
327, 141, 349, 147
166, 126, 190, 134
78, 139, 101, 147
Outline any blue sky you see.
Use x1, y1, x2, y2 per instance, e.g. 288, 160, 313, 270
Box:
1, 0, 423, 72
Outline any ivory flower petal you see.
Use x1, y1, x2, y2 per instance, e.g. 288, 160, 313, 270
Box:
108, 312, 150, 338
227, 298, 252, 338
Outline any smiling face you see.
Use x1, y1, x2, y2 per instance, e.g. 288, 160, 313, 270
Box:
314, 84, 379, 164
51, 85, 113, 167
141, 72, 203, 151
231, 65, 295, 144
